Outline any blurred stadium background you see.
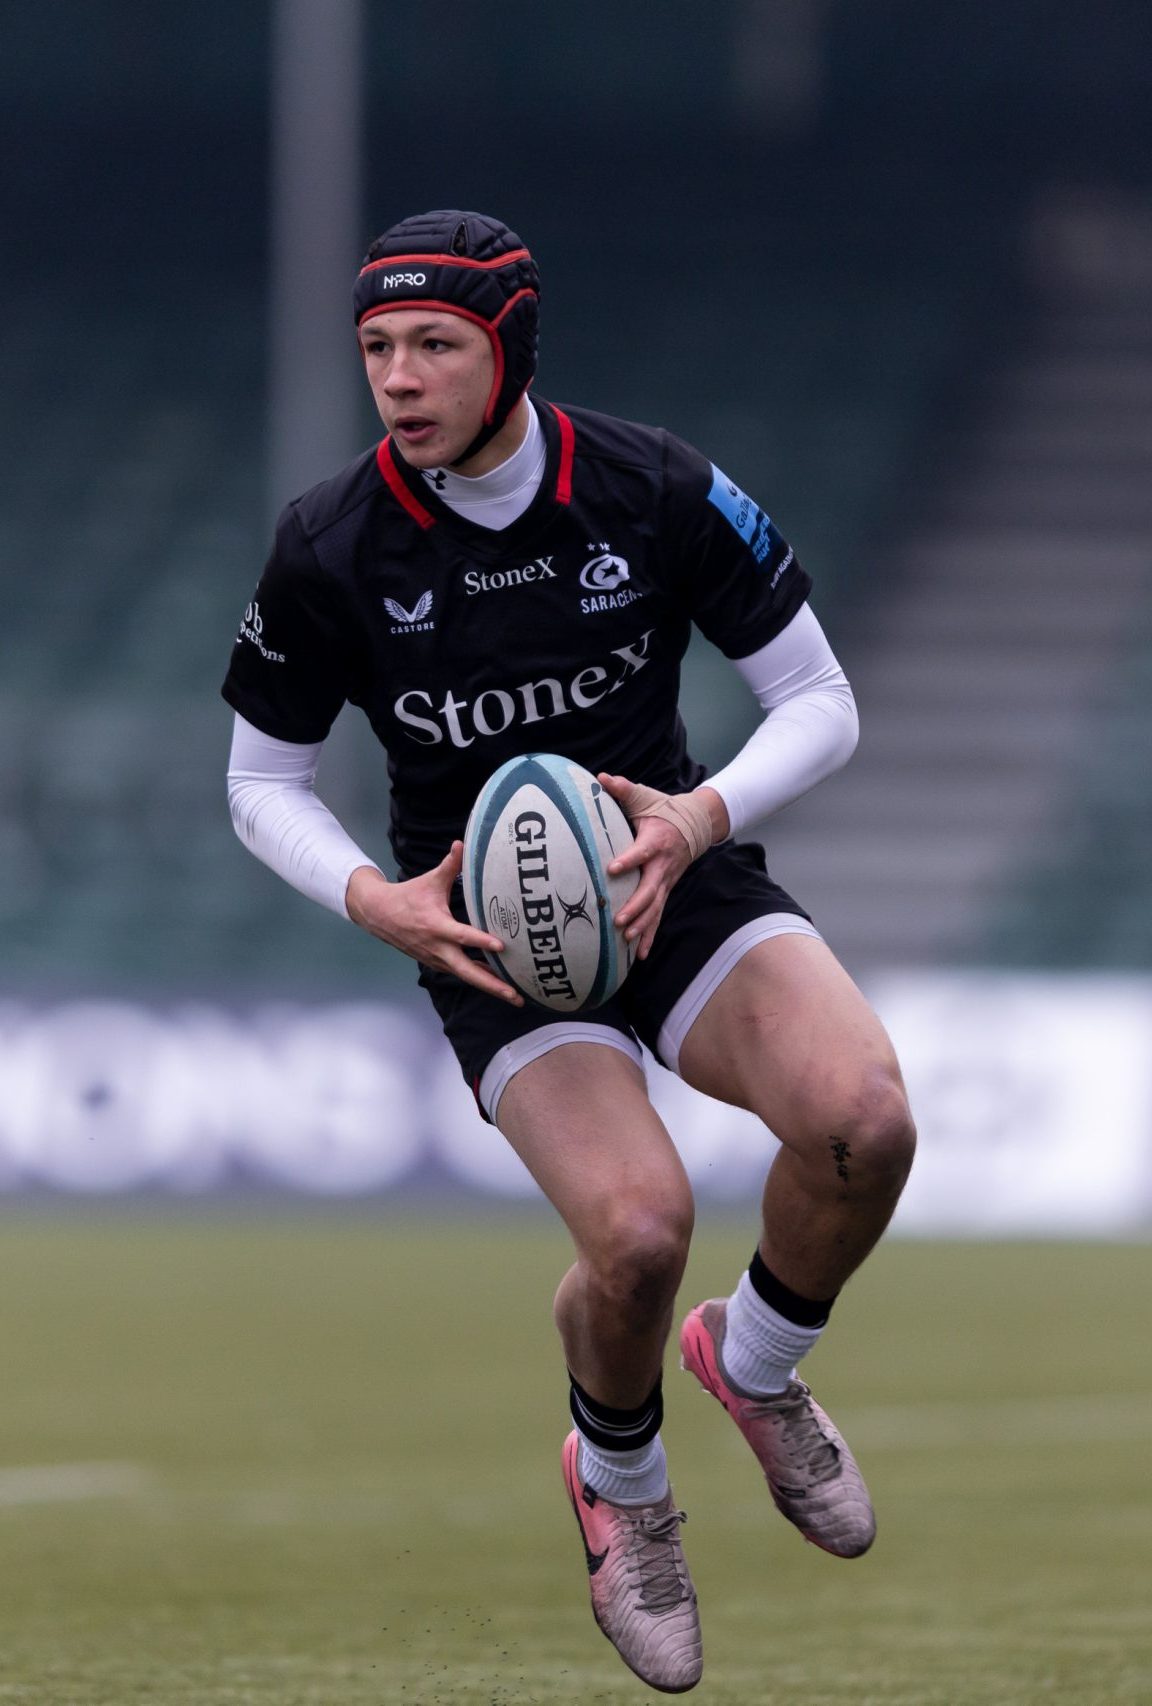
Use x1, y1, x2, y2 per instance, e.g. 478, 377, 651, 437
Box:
3, 0, 1150, 1220
1, 5, 1150, 1702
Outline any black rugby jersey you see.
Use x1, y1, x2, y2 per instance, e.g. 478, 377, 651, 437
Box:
222, 398, 811, 877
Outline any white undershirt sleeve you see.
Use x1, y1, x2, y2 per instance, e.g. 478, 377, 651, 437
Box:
705, 603, 859, 838
226, 714, 382, 920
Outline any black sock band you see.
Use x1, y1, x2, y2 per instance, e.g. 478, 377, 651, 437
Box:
749, 1249, 837, 1328
568, 1373, 664, 1451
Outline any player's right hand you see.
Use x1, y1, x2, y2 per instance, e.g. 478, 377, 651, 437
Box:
345, 843, 524, 1005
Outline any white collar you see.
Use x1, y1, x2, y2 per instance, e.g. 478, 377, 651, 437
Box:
420, 403, 545, 526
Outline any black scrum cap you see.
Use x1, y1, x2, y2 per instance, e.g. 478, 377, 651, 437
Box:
354, 210, 540, 463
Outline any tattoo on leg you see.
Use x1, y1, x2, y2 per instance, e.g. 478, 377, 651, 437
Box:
829, 1138, 851, 1183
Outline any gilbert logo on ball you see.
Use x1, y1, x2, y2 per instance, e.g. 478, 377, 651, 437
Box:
462, 754, 639, 1011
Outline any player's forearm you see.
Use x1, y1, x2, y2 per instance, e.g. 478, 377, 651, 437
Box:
706, 604, 859, 838
226, 714, 382, 920
693, 784, 731, 844
344, 863, 395, 928
706, 685, 858, 836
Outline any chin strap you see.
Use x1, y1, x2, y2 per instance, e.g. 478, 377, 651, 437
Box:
612, 781, 716, 863
450, 388, 528, 467
450, 421, 499, 467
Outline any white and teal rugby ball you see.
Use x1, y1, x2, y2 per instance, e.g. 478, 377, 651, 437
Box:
462, 754, 640, 1012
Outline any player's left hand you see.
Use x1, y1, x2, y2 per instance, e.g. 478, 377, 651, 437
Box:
597, 774, 728, 960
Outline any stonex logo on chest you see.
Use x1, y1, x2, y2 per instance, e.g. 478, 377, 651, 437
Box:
464, 557, 557, 596
394, 630, 656, 747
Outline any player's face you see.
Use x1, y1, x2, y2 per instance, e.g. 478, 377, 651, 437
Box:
359, 309, 495, 469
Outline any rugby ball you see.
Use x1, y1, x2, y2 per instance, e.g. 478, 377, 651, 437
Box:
462, 754, 640, 1012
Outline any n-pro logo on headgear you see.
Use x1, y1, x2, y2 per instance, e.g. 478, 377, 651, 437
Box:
377, 270, 427, 289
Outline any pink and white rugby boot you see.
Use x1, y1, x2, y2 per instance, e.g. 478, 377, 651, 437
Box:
562, 1430, 702, 1692
680, 1298, 876, 1559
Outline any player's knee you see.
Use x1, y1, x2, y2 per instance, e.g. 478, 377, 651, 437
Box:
836, 1070, 916, 1195
586, 1199, 694, 1310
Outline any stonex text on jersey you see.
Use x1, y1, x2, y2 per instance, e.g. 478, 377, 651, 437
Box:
393, 627, 657, 746
464, 553, 644, 616
222, 399, 811, 878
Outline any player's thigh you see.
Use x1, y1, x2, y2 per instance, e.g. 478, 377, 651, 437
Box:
677, 932, 912, 1154
496, 1043, 694, 1261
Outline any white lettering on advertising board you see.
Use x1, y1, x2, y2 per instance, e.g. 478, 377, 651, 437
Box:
0, 978, 1149, 1229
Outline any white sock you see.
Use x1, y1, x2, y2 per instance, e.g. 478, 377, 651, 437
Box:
721, 1270, 825, 1397
578, 1433, 669, 1507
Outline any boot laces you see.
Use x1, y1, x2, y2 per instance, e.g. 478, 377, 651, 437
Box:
751, 1383, 841, 1485
624, 1507, 690, 1613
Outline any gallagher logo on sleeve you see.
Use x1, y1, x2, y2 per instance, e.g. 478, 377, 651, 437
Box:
706, 464, 790, 573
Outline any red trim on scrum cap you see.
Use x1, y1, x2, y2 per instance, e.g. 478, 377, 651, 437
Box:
357, 249, 531, 277
357, 297, 498, 331
552, 406, 576, 506
357, 298, 506, 426
375, 439, 436, 529
490, 287, 538, 329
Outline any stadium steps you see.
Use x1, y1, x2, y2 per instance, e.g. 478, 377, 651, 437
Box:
758, 192, 1152, 971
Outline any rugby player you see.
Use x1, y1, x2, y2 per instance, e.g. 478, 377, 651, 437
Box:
223, 210, 916, 1693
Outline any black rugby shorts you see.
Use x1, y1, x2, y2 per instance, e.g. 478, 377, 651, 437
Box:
418, 839, 810, 1113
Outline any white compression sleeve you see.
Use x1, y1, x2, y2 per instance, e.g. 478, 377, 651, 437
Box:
226, 714, 382, 921
705, 604, 859, 838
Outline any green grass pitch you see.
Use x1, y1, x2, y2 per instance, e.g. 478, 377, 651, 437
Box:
0, 1217, 1149, 1704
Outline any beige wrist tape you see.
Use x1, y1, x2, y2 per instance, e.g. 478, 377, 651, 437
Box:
623, 784, 714, 863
